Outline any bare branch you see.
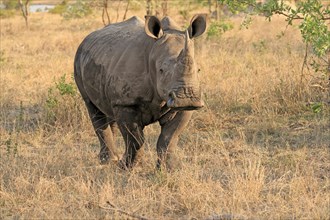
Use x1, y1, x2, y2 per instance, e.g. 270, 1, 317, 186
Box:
116, 0, 122, 23
301, 43, 311, 82
161, 0, 168, 16
123, 0, 130, 21
274, 10, 304, 20
102, 0, 110, 26
99, 201, 149, 220
18, 0, 30, 28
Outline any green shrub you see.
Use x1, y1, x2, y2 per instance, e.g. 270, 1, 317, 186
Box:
0, 9, 16, 18
2, 0, 19, 10
55, 74, 77, 96
5, 132, 18, 157
310, 102, 323, 114
179, 9, 190, 20
45, 74, 87, 128
49, 0, 67, 15
49, 0, 92, 19
207, 20, 234, 39
0, 50, 6, 63
252, 39, 267, 53
62, 0, 92, 19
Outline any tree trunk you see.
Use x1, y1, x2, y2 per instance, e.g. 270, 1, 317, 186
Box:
123, 0, 130, 21
155, 0, 160, 16
208, 0, 212, 14
102, 0, 111, 26
161, 0, 168, 16
146, 0, 152, 15
116, 0, 122, 22
215, 0, 219, 20
18, 0, 30, 28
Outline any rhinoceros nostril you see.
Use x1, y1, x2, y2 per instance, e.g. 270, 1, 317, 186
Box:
167, 91, 176, 107
168, 91, 177, 100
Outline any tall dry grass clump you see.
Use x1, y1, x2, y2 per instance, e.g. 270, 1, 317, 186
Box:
0, 12, 329, 219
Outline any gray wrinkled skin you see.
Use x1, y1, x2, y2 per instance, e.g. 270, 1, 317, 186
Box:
74, 15, 207, 170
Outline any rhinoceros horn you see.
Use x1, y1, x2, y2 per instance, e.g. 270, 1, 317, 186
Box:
177, 30, 194, 65
184, 30, 194, 57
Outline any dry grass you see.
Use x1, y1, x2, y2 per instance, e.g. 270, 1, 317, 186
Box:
0, 11, 329, 220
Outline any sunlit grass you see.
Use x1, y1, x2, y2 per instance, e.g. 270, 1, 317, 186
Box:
0, 12, 329, 219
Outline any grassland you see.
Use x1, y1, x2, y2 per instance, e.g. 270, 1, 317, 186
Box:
0, 8, 329, 219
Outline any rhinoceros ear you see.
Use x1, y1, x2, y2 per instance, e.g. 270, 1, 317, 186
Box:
188, 14, 207, 39
145, 16, 164, 39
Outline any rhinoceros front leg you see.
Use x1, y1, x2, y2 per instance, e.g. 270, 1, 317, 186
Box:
85, 100, 120, 164
115, 107, 145, 169
157, 111, 193, 170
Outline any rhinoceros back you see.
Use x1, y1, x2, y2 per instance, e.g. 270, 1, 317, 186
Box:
74, 16, 153, 115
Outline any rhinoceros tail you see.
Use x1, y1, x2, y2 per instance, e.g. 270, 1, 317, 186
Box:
73, 44, 89, 101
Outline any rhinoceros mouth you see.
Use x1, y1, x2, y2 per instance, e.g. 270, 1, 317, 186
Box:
166, 98, 204, 110
166, 87, 204, 110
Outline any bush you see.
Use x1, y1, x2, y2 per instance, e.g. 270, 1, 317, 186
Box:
0, 7, 16, 18
2, 0, 19, 10
49, 0, 67, 15
0, 50, 6, 63
179, 9, 190, 20
207, 20, 234, 39
62, 0, 92, 19
45, 74, 87, 128
49, 0, 92, 19
0, 0, 18, 18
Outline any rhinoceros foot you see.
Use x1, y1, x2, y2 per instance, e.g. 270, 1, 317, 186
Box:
166, 154, 182, 171
99, 151, 110, 165
99, 148, 120, 165
157, 154, 182, 171
117, 148, 145, 170
117, 159, 129, 170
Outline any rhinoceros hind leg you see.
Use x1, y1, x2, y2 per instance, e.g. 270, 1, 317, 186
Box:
84, 100, 120, 164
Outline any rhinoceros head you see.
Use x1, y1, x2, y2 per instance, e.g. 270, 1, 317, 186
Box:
145, 15, 207, 110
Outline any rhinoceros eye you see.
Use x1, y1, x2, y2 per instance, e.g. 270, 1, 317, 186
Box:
159, 68, 164, 74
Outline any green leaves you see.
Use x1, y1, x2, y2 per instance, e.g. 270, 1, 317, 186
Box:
45, 74, 78, 125
299, 13, 330, 57
55, 74, 77, 96
207, 20, 234, 39
62, 0, 92, 19
219, 0, 330, 73
50, 0, 92, 19
310, 102, 323, 113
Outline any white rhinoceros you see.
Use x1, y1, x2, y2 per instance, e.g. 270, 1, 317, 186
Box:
74, 15, 206, 169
